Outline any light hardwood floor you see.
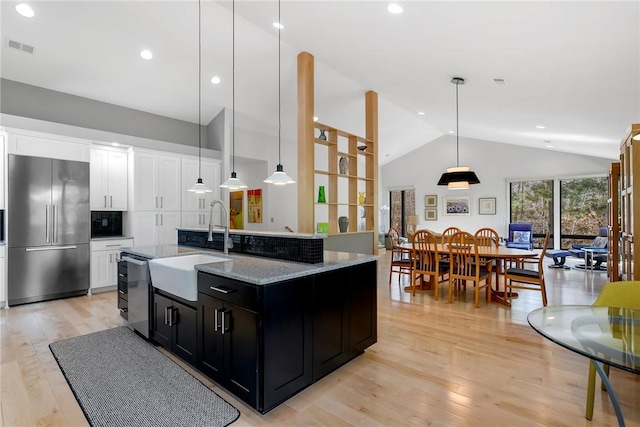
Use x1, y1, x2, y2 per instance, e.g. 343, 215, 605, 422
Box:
1, 251, 638, 426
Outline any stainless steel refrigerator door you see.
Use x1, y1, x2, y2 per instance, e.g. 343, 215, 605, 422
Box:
123, 256, 150, 338
8, 155, 52, 248
52, 159, 90, 245
8, 244, 90, 305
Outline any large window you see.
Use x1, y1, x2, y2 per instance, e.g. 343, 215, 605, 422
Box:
389, 189, 415, 237
510, 180, 553, 248
560, 177, 608, 248
510, 176, 607, 249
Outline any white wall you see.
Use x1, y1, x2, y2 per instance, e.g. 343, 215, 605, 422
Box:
380, 134, 612, 237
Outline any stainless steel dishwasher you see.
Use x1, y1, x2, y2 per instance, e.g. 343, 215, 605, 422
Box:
121, 255, 151, 338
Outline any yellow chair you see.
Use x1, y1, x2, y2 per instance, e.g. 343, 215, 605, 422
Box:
448, 231, 492, 307
585, 281, 640, 421
411, 230, 449, 298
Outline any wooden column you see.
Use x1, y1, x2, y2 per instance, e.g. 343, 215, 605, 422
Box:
366, 90, 379, 255
297, 52, 315, 233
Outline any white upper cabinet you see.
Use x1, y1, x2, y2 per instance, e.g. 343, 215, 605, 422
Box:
90, 148, 128, 211
181, 157, 221, 211
133, 151, 181, 211
0, 134, 5, 210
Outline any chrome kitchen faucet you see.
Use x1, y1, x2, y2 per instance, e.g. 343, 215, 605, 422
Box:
208, 199, 233, 255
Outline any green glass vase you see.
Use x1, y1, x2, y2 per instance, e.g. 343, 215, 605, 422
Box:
318, 186, 326, 203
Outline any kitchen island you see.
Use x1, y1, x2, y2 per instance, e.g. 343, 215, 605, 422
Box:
119, 244, 378, 413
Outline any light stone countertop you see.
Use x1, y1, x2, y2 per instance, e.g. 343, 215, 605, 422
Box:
120, 244, 377, 286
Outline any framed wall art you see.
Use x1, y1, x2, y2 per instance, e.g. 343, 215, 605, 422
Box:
478, 197, 496, 215
444, 196, 471, 216
424, 208, 437, 221
424, 195, 437, 207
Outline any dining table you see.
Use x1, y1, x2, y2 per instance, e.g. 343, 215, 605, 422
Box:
528, 305, 639, 427
400, 242, 537, 306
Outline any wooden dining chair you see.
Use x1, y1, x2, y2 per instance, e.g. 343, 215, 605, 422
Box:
505, 232, 550, 306
387, 227, 412, 285
448, 231, 492, 307
411, 230, 449, 298
441, 226, 461, 245
585, 281, 640, 421
475, 227, 500, 279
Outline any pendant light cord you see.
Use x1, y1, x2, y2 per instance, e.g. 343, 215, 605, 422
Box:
455, 79, 459, 167
278, 0, 282, 165
231, 0, 236, 173
198, 0, 202, 178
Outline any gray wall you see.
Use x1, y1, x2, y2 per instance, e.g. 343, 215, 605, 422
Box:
0, 78, 205, 147
206, 109, 225, 151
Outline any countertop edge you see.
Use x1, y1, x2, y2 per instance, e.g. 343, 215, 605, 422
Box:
120, 245, 378, 286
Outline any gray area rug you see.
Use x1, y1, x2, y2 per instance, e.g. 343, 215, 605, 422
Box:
49, 326, 240, 427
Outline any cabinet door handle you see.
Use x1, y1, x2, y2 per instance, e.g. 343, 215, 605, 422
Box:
221, 309, 226, 335
209, 286, 235, 294
155, 196, 158, 209
109, 253, 112, 263
156, 214, 158, 226
161, 196, 164, 209
118, 290, 125, 295
104, 195, 107, 208
168, 306, 174, 326
161, 214, 163, 226
164, 306, 168, 325
110, 195, 113, 208
214, 308, 219, 332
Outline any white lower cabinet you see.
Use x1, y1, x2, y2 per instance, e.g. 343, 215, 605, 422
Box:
132, 211, 180, 247
90, 238, 134, 293
0, 246, 5, 306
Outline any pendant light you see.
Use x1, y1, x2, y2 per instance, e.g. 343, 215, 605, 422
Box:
188, 0, 212, 194
437, 77, 480, 190
264, 0, 295, 185
221, 0, 248, 190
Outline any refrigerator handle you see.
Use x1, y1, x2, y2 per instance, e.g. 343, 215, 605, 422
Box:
45, 205, 50, 243
53, 205, 57, 243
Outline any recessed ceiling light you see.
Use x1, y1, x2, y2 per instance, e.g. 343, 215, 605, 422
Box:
418, 111, 425, 116
536, 125, 546, 129
313, 116, 319, 122
387, 3, 403, 14
15, 4, 35, 18
111, 142, 120, 147
448, 130, 455, 134
273, 22, 284, 30
210, 76, 221, 85
140, 49, 153, 60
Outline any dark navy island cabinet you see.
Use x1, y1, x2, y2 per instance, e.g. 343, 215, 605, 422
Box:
194, 260, 377, 413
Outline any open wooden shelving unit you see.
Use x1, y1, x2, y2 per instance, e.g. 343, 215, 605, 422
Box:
297, 51, 379, 254
618, 123, 640, 280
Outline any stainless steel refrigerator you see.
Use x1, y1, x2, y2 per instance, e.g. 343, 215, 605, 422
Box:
8, 155, 90, 305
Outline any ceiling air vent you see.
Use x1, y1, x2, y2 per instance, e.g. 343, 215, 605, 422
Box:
492, 78, 506, 85
5, 38, 35, 54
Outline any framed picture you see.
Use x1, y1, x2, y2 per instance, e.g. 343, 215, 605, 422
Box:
247, 189, 263, 223
424, 195, 437, 207
478, 197, 496, 215
424, 208, 437, 221
444, 196, 471, 216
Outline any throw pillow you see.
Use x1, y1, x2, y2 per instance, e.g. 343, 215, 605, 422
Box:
592, 236, 607, 248
512, 231, 531, 243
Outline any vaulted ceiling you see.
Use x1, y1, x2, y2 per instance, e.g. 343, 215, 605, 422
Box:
2, 1, 638, 164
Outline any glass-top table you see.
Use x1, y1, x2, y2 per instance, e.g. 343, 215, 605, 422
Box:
528, 305, 639, 426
